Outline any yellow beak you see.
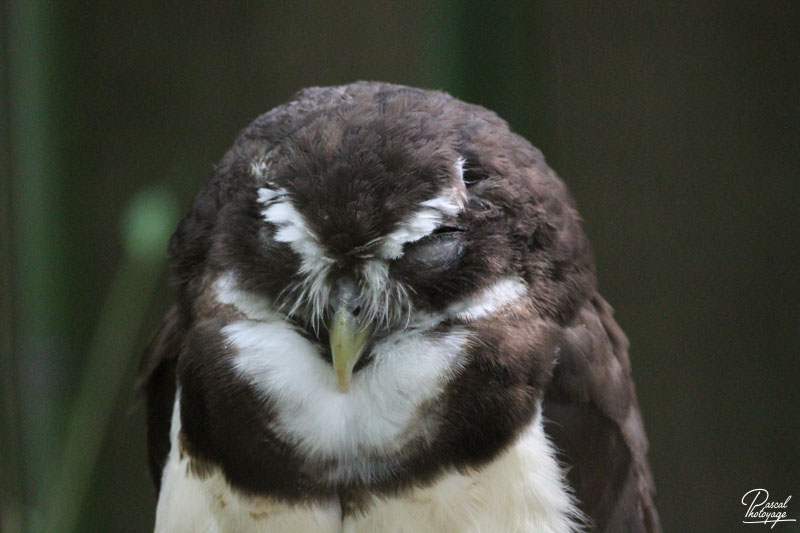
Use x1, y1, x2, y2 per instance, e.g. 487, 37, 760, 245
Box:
330, 307, 372, 392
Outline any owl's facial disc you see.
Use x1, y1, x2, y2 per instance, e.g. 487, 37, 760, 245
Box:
255, 165, 467, 335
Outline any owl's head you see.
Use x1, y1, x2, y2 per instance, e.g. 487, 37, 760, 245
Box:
170, 83, 595, 499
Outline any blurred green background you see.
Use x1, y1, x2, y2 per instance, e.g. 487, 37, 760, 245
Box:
1, 2, 798, 532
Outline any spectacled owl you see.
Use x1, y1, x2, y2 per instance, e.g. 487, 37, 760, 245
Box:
139, 82, 661, 533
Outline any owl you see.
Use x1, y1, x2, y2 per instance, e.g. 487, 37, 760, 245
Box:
139, 82, 661, 532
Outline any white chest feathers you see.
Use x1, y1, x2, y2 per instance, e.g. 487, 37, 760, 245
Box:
154, 395, 582, 533
223, 318, 469, 478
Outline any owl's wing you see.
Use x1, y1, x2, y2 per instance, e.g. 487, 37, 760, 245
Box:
542, 295, 662, 533
137, 304, 184, 489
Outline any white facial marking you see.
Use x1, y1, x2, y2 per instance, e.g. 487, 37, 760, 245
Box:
379, 188, 465, 260
419, 192, 463, 217
225, 319, 469, 482
454, 157, 471, 204
258, 187, 333, 271
214, 272, 281, 322
257, 187, 334, 328
251, 158, 271, 181
455, 157, 465, 181
447, 277, 528, 321
358, 260, 413, 328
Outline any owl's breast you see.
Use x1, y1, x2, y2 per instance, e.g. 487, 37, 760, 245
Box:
222, 317, 470, 482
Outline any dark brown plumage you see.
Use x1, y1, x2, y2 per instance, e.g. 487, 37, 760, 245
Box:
139, 81, 661, 532
544, 296, 661, 532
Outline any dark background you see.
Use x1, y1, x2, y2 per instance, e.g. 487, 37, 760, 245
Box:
2, 2, 798, 532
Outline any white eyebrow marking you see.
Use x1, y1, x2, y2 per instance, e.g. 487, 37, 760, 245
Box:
379, 188, 465, 260
261, 192, 328, 261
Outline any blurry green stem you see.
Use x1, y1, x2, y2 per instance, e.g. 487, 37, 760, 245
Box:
44, 189, 176, 533
7, 0, 63, 529
43, 254, 163, 533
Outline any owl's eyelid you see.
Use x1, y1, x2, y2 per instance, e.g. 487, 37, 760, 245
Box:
400, 225, 466, 251
430, 225, 466, 236
401, 227, 466, 264
404, 226, 466, 249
